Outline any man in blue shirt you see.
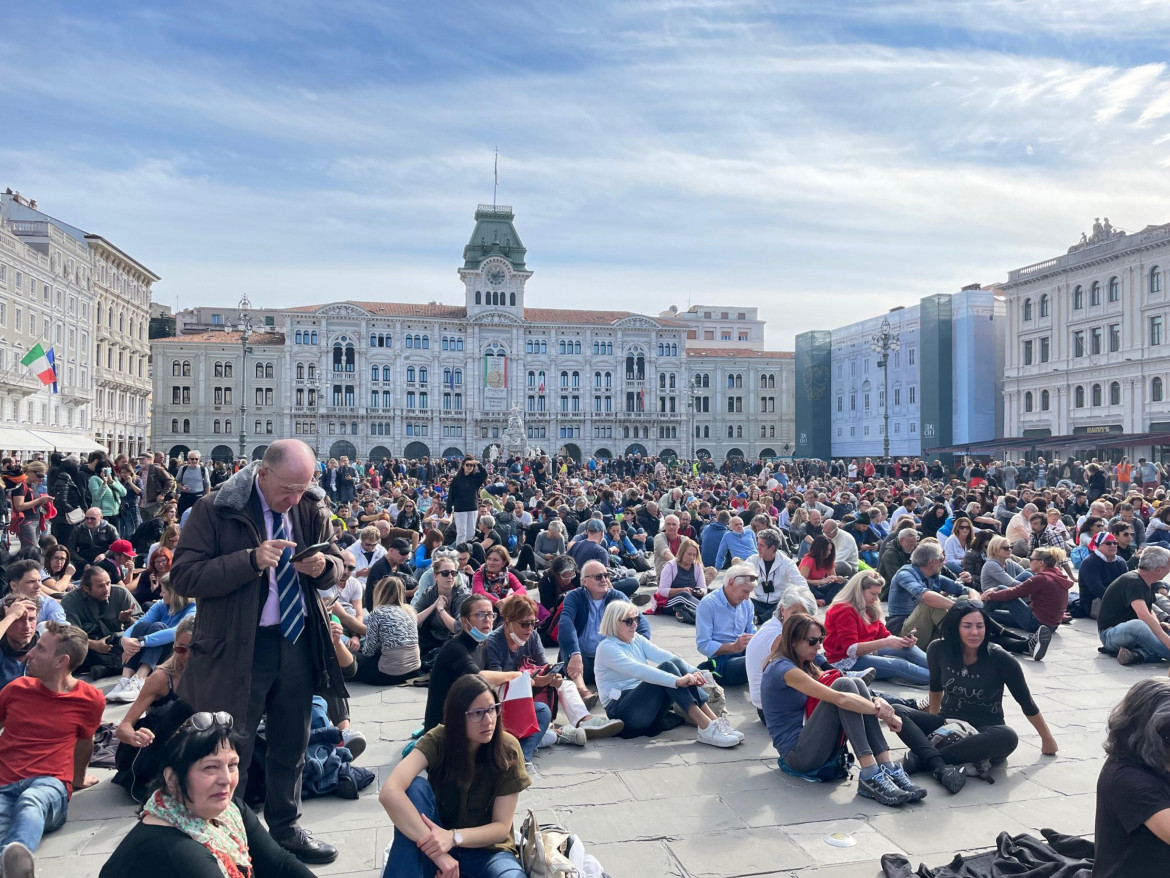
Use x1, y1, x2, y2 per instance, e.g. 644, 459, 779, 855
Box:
715, 516, 758, 570
0, 597, 37, 690
695, 564, 757, 686
887, 542, 977, 644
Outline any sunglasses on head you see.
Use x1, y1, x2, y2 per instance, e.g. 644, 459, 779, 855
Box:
182, 711, 233, 733
954, 599, 985, 612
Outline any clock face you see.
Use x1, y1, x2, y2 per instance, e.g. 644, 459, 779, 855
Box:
485, 266, 506, 286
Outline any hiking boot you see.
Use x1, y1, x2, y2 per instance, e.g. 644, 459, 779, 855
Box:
857, 770, 913, 806
933, 764, 967, 794
882, 763, 927, 801
1028, 626, 1053, 661
1117, 647, 1142, 666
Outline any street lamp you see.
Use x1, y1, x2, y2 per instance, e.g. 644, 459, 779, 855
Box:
237, 294, 253, 462
870, 317, 901, 463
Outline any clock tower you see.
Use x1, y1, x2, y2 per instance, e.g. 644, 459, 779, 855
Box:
460, 204, 531, 317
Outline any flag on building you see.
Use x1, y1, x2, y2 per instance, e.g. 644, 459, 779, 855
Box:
20, 343, 57, 392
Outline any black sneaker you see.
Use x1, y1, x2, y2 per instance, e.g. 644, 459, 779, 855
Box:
901, 751, 920, 775
1028, 626, 1053, 661
933, 764, 967, 794
857, 770, 913, 806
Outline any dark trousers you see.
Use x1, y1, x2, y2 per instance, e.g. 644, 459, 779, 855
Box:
176, 491, 204, 517
353, 654, 418, 686
79, 641, 123, 678
893, 706, 1019, 770
605, 659, 707, 733
241, 626, 315, 839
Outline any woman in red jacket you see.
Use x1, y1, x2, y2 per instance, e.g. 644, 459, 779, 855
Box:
823, 572, 929, 686
471, 546, 527, 604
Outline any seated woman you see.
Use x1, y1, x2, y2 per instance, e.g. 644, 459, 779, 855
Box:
980, 536, 1032, 594
113, 616, 195, 801
1094, 677, 1170, 878
531, 519, 567, 571
893, 601, 1058, 794
943, 518, 974, 575
760, 612, 923, 806
594, 600, 741, 746
412, 528, 444, 573
101, 711, 315, 878
40, 544, 76, 596
145, 524, 181, 573
960, 529, 995, 582
354, 576, 422, 685
980, 546, 1070, 642
380, 675, 530, 878
106, 575, 196, 704
470, 546, 527, 604
653, 537, 707, 621
824, 572, 929, 686
798, 536, 844, 606
134, 546, 172, 609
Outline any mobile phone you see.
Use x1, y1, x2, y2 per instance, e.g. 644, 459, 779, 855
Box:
103, 467, 112, 476
908, 628, 918, 638
291, 541, 332, 563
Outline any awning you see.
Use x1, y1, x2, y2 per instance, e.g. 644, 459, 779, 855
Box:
932, 430, 1170, 455
0, 428, 105, 455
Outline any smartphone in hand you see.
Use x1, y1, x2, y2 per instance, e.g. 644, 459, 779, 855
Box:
291, 541, 332, 563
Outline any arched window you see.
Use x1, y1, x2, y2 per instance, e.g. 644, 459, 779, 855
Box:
419, 367, 428, 384
213, 420, 221, 433
1092, 383, 1103, 406
224, 419, 232, 433
1022, 298, 1033, 321
594, 371, 602, 388
1040, 389, 1050, 411
307, 364, 315, 379
171, 418, 179, 432
1154, 377, 1164, 402
510, 293, 516, 306
1024, 391, 1033, 412
406, 335, 413, 349
172, 361, 180, 376
255, 420, 262, 433
528, 371, 536, 389
265, 420, 273, 434
383, 366, 392, 381
182, 361, 191, 377
295, 330, 303, 344
1110, 381, 1121, 406
560, 371, 569, 389
214, 362, 223, 378
333, 342, 344, 370
182, 419, 190, 433
371, 334, 378, 347
1152, 267, 1163, 295
1073, 286, 1084, 310
1091, 281, 1102, 306
1075, 385, 1085, 408
310, 331, 318, 344
298, 364, 306, 380
224, 363, 232, 377
1109, 276, 1120, 302
1039, 295, 1049, 317
256, 362, 264, 378
475, 291, 482, 304
422, 336, 429, 349
407, 366, 416, 382
659, 373, 667, 389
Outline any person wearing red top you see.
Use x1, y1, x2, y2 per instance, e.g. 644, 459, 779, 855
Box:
823, 572, 929, 686
470, 546, 527, 604
981, 547, 1070, 653
0, 621, 104, 876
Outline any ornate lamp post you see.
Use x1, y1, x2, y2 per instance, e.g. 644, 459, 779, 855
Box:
870, 317, 901, 463
237, 294, 253, 462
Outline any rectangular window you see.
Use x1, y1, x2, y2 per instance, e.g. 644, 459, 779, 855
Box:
1023, 340, 1033, 365
908, 348, 916, 366
1073, 330, 1085, 357
893, 388, 901, 405
1152, 316, 1164, 346
909, 386, 916, 404
1040, 336, 1050, 363
1109, 324, 1121, 353
1090, 327, 1102, 355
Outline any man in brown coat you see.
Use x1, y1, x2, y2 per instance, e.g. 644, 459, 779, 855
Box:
171, 439, 345, 864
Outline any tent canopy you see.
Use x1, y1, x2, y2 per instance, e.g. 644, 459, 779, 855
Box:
0, 428, 105, 456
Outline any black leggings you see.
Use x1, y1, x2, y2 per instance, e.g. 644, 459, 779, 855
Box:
893, 706, 1019, 771
353, 655, 419, 686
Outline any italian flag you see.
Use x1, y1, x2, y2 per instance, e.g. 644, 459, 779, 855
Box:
20, 343, 57, 391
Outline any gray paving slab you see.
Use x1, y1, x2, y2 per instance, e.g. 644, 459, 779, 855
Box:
34, 601, 1150, 877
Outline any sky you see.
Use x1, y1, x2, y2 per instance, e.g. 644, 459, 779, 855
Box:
5, 1, 1170, 349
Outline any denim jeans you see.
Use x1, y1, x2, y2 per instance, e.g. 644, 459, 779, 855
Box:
987, 590, 1041, 632
518, 701, 552, 762
604, 659, 708, 733
0, 776, 68, 853
384, 777, 526, 878
712, 652, 748, 686
1100, 619, 1170, 663
848, 645, 930, 686
124, 622, 171, 673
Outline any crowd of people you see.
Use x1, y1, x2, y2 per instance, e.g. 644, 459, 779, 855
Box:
0, 445, 1169, 875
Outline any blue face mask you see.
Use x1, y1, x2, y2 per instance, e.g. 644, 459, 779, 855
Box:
467, 625, 489, 643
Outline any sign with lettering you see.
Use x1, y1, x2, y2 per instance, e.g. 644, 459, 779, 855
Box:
1072, 425, 1123, 435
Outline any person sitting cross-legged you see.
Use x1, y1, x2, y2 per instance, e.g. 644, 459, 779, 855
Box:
105, 574, 196, 704
1098, 545, 1170, 667
694, 563, 757, 686
824, 571, 929, 686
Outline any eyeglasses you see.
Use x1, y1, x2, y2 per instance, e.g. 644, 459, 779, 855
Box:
466, 703, 503, 723
436, 570, 457, 578
806, 636, 825, 647
620, 617, 639, 627
471, 610, 497, 621
586, 572, 612, 581
343, 565, 356, 571
183, 711, 233, 732
514, 619, 537, 630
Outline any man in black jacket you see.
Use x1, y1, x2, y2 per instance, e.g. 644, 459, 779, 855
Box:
67, 509, 118, 570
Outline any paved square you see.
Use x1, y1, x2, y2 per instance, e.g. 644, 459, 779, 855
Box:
41, 604, 1132, 877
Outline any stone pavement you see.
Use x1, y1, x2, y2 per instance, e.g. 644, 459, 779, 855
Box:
42, 601, 1136, 877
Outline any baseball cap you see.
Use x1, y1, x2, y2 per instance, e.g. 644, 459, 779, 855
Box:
585, 519, 605, 533
388, 537, 412, 554
110, 539, 137, 557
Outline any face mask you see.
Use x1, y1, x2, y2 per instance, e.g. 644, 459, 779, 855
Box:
467, 625, 489, 643
509, 631, 527, 647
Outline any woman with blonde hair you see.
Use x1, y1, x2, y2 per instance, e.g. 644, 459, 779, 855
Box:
107, 575, 197, 703
654, 537, 707, 621
980, 535, 1031, 592
824, 572, 928, 685
355, 576, 421, 684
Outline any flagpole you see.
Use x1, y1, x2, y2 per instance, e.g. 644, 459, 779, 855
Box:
493, 147, 499, 209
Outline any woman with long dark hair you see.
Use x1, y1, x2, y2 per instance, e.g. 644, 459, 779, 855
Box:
1095, 677, 1170, 876
920, 504, 949, 540
380, 675, 529, 878
798, 535, 843, 605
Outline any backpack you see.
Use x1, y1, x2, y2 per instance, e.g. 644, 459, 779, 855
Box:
778, 745, 854, 783
178, 464, 207, 490
1070, 545, 1089, 570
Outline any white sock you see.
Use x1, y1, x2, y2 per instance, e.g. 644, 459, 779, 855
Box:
540, 727, 558, 748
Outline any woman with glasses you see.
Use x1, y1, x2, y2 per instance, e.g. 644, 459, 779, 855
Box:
424, 596, 522, 733
353, 576, 421, 686
893, 601, 1058, 795
761, 612, 922, 806
133, 546, 172, 609
107, 574, 197, 704
449, 457, 487, 545
102, 709, 317, 878
824, 572, 929, 686
943, 518, 974, 574
980, 537, 1032, 594
594, 600, 740, 747
41, 544, 76, 597
413, 554, 471, 654
381, 675, 529, 878
1094, 678, 1170, 877
980, 547, 1068, 649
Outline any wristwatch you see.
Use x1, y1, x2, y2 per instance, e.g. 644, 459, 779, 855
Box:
452, 829, 463, 846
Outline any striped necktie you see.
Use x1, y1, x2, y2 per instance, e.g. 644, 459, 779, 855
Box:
271, 510, 305, 644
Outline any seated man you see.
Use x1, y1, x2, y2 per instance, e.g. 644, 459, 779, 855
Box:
559, 560, 649, 704
1098, 545, 1170, 666
887, 542, 978, 644
365, 537, 416, 607
714, 516, 758, 571
746, 529, 808, 625
695, 563, 757, 686
822, 518, 859, 578
0, 598, 38, 690
4, 562, 66, 629
0, 622, 103, 874
65, 508, 118, 571
1075, 533, 1129, 618
320, 549, 367, 650
652, 515, 683, 576
60, 566, 141, 679
568, 520, 639, 598
878, 528, 919, 600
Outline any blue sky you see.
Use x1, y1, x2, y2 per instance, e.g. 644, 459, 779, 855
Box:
4, 1, 1170, 347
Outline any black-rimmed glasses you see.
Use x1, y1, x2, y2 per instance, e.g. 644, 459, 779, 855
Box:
184, 711, 233, 732
466, 703, 503, 723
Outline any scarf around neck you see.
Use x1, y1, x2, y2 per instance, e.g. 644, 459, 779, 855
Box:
144, 790, 251, 878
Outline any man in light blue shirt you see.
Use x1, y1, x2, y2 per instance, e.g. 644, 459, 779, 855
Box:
695, 564, 757, 686
714, 516, 758, 570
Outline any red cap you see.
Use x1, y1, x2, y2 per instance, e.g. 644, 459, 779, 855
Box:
110, 539, 137, 557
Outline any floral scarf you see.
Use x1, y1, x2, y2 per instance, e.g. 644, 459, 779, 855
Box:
144, 790, 251, 878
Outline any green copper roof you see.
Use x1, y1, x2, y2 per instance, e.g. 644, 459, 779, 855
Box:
462, 204, 527, 270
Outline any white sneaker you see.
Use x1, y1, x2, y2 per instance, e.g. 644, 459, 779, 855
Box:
340, 728, 367, 759
107, 676, 142, 703
714, 716, 745, 743
555, 725, 587, 746
697, 722, 740, 748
